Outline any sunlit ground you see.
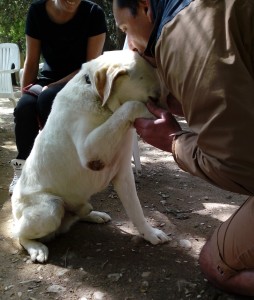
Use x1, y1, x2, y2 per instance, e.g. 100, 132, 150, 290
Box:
0, 95, 247, 299
0, 98, 16, 151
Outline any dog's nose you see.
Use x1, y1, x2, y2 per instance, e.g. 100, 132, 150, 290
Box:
149, 96, 159, 103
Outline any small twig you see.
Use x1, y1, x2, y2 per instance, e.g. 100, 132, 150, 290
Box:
101, 259, 109, 269
64, 247, 70, 268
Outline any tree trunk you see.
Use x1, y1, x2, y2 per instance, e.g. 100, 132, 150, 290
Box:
93, 0, 125, 51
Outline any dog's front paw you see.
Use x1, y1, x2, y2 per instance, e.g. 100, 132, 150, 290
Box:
20, 238, 49, 263
81, 211, 111, 223
87, 160, 105, 171
142, 227, 169, 245
124, 101, 154, 121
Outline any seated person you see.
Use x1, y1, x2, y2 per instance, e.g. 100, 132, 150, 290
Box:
10, 0, 107, 194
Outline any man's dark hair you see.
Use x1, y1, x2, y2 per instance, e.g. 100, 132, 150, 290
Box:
112, 0, 142, 16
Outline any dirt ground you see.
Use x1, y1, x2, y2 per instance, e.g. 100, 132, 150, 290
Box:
0, 96, 251, 300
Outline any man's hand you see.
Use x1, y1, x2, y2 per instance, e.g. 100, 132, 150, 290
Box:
134, 101, 182, 152
166, 94, 184, 116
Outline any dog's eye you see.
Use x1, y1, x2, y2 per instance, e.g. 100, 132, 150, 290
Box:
84, 74, 91, 84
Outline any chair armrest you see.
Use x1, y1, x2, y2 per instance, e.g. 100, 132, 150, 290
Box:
0, 68, 19, 74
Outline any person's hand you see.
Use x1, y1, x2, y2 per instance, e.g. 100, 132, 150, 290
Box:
134, 101, 182, 152
166, 94, 184, 116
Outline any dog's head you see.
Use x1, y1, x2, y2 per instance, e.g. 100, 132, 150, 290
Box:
80, 50, 161, 111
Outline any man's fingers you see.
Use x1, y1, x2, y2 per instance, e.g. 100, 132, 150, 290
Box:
134, 117, 153, 129
147, 101, 167, 119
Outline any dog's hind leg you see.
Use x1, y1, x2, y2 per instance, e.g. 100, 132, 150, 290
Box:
80, 211, 111, 223
74, 202, 111, 224
14, 195, 65, 263
19, 238, 49, 263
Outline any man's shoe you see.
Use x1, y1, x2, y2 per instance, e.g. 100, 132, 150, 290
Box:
9, 159, 25, 195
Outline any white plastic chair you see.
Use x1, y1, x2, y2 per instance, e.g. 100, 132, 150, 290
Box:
0, 43, 21, 107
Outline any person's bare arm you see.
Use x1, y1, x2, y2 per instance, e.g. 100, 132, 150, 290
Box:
166, 94, 184, 116
21, 35, 41, 91
86, 32, 106, 61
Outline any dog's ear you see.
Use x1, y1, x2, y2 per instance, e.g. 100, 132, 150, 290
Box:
94, 65, 127, 106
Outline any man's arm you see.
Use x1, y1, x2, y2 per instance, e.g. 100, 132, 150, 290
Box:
134, 101, 254, 196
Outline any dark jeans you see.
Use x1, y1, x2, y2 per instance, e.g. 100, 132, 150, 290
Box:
14, 81, 66, 160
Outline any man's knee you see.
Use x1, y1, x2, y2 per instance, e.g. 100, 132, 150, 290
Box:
199, 240, 219, 284
200, 238, 254, 296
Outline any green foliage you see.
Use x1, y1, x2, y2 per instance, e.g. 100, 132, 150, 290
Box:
0, 0, 31, 53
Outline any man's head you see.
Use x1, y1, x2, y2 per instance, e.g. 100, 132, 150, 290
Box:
112, 0, 154, 54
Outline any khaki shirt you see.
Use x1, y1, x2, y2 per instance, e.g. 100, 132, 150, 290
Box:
155, 0, 254, 195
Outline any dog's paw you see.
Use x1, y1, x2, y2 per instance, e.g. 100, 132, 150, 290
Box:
20, 238, 49, 263
29, 245, 49, 263
87, 160, 105, 171
81, 211, 111, 223
142, 227, 169, 245
123, 101, 154, 121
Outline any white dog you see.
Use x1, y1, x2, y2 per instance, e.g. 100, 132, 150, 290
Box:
11, 50, 169, 263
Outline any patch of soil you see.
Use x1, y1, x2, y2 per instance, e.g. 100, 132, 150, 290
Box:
0, 97, 250, 300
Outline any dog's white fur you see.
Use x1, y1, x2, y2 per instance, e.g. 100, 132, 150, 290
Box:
11, 50, 169, 263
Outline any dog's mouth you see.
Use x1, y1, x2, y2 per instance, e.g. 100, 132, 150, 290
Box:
149, 96, 159, 104
139, 52, 157, 68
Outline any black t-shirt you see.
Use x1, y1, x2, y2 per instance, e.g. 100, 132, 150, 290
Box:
26, 0, 107, 80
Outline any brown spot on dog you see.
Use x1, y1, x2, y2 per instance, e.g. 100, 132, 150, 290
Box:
87, 160, 105, 171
